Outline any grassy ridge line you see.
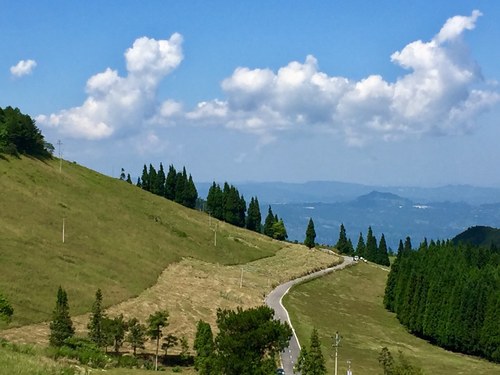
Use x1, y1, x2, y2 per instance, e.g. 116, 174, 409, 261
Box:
284, 262, 500, 375
0, 156, 282, 326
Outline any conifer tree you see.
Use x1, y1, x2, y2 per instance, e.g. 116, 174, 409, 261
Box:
246, 197, 262, 232
49, 286, 74, 347
296, 328, 326, 374
148, 164, 158, 195
126, 174, 132, 184
88, 288, 106, 348
263, 206, 276, 237
366, 226, 378, 262
335, 223, 352, 254
238, 194, 247, 228
174, 170, 186, 204
155, 163, 166, 197
141, 165, 149, 191
184, 174, 198, 209
165, 164, 177, 200
404, 236, 412, 253
272, 219, 288, 241
356, 232, 366, 257
304, 218, 316, 249
207, 182, 224, 220
194, 320, 215, 374
119, 168, 126, 180
378, 234, 391, 266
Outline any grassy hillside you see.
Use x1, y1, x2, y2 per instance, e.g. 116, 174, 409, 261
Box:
0, 156, 284, 326
452, 225, 500, 248
284, 262, 500, 375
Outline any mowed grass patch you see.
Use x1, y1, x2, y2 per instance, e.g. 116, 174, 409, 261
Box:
284, 262, 500, 375
0, 156, 281, 326
2, 245, 340, 349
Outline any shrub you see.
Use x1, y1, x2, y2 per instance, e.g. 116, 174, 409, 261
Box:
47, 337, 109, 368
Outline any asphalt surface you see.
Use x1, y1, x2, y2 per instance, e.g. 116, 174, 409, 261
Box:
265, 254, 355, 374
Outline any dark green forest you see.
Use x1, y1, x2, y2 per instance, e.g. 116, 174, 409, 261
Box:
134, 163, 199, 209
384, 239, 500, 362
0, 106, 53, 158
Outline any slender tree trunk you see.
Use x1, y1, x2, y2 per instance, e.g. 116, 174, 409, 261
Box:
155, 336, 159, 371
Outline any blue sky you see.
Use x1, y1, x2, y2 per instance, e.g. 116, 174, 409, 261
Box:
2, 1, 500, 187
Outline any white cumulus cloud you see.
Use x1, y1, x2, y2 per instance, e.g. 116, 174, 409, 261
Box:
188, 10, 499, 145
10, 59, 37, 78
38, 34, 183, 140
37, 10, 499, 149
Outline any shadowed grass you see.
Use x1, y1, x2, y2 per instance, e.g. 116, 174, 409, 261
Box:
284, 262, 500, 375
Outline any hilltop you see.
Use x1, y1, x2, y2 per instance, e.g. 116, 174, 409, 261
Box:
452, 225, 500, 248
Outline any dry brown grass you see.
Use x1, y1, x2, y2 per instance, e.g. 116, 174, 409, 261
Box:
1, 244, 340, 355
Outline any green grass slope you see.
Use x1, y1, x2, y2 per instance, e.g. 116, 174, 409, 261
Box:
0, 156, 282, 326
284, 262, 500, 375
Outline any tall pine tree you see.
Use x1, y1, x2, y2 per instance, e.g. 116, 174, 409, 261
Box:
335, 223, 352, 254
49, 287, 74, 347
88, 288, 106, 348
263, 206, 276, 237
365, 226, 378, 262
304, 218, 316, 249
356, 232, 366, 257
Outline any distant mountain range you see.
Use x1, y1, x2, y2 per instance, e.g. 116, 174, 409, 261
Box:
197, 181, 500, 249
197, 181, 500, 205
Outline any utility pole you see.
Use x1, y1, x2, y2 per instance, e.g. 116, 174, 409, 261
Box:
57, 140, 62, 173
333, 331, 341, 375
346, 360, 352, 375
213, 222, 217, 247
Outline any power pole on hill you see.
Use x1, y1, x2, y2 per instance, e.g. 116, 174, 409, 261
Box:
333, 331, 341, 375
346, 360, 352, 375
57, 140, 63, 173
213, 222, 217, 247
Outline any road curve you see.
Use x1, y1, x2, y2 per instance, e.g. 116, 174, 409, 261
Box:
265, 255, 354, 374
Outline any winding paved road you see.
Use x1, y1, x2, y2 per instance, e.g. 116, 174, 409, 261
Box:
265, 255, 355, 374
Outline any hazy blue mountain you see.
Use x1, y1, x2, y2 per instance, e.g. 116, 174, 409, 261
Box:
197, 181, 500, 205
196, 181, 500, 249
264, 193, 500, 250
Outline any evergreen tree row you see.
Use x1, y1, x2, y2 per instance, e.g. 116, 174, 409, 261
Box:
206, 182, 247, 227
335, 224, 390, 266
0, 106, 53, 158
205, 183, 288, 240
134, 163, 198, 209
384, 240, 500, 362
